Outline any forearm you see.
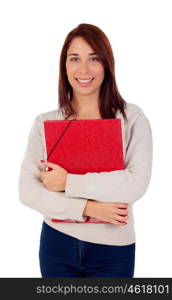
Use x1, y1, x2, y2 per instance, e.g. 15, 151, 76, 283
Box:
83, 200, 95, 217
82, 199, 128, 225
19, 114, 88, 221
65, 113, 153, 204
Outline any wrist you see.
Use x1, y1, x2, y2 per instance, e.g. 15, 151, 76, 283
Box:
83, 200, 94, 217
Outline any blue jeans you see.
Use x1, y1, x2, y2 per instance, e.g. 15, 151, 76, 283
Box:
39, 221, 135, 278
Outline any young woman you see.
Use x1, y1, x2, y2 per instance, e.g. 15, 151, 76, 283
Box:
18, 23, 153, 277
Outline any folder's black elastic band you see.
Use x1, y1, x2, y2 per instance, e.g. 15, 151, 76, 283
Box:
47, 119, 76, 160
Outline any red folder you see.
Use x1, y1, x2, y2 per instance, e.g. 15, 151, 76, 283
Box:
43, 118, 124, 223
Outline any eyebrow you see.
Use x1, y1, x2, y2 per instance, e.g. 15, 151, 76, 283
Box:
67, 52, 97, 57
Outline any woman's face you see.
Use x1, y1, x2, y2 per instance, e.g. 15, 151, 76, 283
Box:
65, 37, 104, 98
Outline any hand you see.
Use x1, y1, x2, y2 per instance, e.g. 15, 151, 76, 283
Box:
39, 161, 68, 192
83, 200, 128, 225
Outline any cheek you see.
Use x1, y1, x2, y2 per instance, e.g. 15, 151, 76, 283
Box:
95, 71, 104, 83
94, 65, 104, 77
66, 66, 77, 83
68, 74, 77, 85
66, 62, 78, 74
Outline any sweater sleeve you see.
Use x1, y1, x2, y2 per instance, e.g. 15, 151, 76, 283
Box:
65, 112, 153, 204
18, 114, 88, 221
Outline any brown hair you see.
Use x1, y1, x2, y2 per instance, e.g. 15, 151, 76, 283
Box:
58, 23, 128, 122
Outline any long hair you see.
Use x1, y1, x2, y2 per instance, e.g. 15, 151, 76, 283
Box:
58, 23, 128, 122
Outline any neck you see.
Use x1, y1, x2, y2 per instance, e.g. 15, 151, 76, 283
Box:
71, 93, 100, 116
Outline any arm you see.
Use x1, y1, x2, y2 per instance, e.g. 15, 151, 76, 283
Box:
18, 114, 88, 221
65, 112, 153, 204
83, 200, 128, 225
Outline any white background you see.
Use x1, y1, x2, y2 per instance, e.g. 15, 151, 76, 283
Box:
0, 0, 171, 277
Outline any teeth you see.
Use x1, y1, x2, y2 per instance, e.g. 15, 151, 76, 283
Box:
77, 78, 93, 83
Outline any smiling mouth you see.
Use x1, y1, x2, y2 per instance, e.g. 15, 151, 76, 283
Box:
76, 78, 95, 84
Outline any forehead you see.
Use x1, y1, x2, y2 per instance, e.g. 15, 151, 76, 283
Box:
67, 37, 95, 54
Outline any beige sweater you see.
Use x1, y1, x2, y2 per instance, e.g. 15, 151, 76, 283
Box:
18, 103, 153, 245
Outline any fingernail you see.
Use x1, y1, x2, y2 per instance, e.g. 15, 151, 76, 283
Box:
40, 160, 45, 162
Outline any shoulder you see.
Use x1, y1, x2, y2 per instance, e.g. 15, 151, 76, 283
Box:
116, 102, 152, 138
123, 102, 152, 138
36, 108, 62, 122
30, 108, 63, 135
117, 102, 150, 126
124, 102, 144, 120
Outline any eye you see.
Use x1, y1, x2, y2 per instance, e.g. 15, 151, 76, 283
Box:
69, 57, 100, 62
90, 57, 100, 61
70, 57, 79, 61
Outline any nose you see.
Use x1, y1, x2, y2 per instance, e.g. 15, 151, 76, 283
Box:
78, 61, 90, 73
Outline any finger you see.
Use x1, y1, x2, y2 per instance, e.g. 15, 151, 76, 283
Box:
40, 171, 46, 174
40, 160, 59, 170
115, 208, 128, 215
39, 171, 47, 177
39, 171, 49, 181
115, 202, 128, 208
115, 214, 128, 222
110, 219, 127, 226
